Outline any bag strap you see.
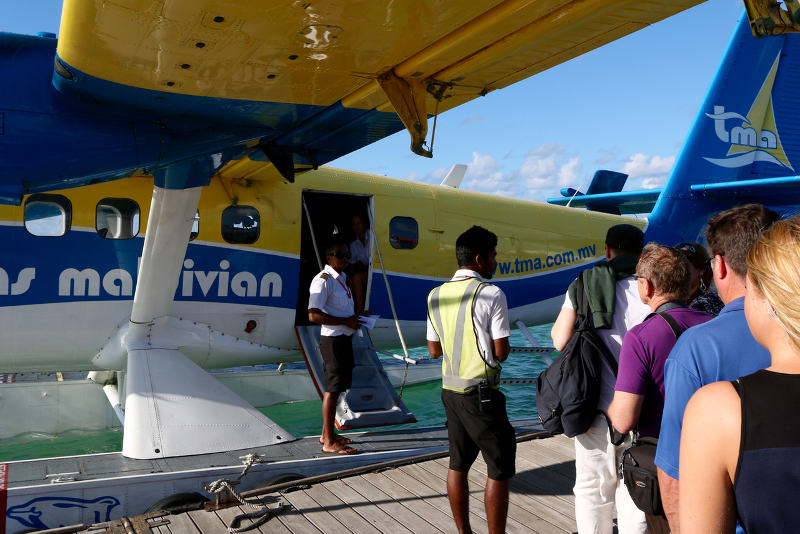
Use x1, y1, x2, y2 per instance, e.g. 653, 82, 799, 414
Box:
574, 272, 590, 327
575, 273, 619, 376
631, 310, 686, 441
643, 309, 686, 340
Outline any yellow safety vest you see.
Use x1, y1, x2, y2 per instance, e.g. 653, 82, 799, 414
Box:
427, 278, 500, 392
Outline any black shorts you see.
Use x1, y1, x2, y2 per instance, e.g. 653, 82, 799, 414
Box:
441, 388, 516, 481
319, 334, 354, 394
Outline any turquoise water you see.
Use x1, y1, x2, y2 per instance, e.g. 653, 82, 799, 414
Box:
0, 325, 554, 461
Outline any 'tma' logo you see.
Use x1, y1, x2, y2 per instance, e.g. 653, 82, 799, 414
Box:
704, 54, 793, 171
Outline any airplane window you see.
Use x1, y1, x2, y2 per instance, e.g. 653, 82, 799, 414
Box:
97, 198, 140, 239
389, 216, 418, 250
222, 205, 260, 244
24, 194, 71, 237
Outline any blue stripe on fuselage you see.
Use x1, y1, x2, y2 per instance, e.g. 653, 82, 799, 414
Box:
0, 225, 583, 320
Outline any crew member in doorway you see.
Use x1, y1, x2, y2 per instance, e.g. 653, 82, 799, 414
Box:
308, 238, 364, 454
427, 225, 514, 534
348, 214, 370, 313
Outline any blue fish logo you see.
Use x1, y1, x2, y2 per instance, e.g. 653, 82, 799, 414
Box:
7, 496, 120, 530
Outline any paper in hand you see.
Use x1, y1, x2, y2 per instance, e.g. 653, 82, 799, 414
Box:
359, 314, 379, 330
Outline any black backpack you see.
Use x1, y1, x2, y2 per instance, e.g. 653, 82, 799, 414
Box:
536, 272, 618, 437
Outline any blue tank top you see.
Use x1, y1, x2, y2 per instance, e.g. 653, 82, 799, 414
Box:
733, 369, 800, 533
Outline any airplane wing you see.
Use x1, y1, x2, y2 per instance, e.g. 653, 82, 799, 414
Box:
546, 189, 662, 214
47, 0, 704, 183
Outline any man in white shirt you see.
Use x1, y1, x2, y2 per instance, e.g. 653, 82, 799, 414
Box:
427, 225, 513, 534
308, 239, 363, 454
550, 224, 650, 534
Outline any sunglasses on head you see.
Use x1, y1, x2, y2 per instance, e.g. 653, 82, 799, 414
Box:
330, 251, 351, 259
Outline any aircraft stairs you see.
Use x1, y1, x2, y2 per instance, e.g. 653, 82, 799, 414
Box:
295, 326, 417, 430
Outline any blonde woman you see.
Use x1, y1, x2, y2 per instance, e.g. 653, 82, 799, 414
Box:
680, 216, 800, 533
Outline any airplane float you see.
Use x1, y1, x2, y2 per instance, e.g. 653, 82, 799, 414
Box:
3, 0, 800, 465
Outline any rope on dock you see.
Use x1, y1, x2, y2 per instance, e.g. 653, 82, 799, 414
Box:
205, 454, 283, 532
235, 429, 552, 503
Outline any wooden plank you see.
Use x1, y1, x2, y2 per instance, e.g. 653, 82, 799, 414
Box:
550, 435, 579, 455
323, 477, 417, 534
248, 495, 293, 534
450, 458, 576, 532
472, 457, 575, 514
520, 439, 575, 469
304, 482, 379, 534
503, 454, 576, 503
397, 461, 540, 533
380, 466, 490, 533
271, 498, 325, 533
517, 442, 574, 474
280, 487, 352, 534
355, 471, 450, 533
418, 457, 565, 534
530, 436, 576, 461
164, 513, 202, 534
213, 503, 291, 534
213, 506, 244, 532
430, 456, 574, 533
513, 445, 576, 493
185, 509, 228, 532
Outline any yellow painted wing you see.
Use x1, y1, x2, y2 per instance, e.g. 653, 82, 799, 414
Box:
54, 0, 704, 166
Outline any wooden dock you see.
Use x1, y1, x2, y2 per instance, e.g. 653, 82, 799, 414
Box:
78, 434, 578, 534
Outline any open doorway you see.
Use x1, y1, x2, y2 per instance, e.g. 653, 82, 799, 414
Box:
295, 191, 373, 326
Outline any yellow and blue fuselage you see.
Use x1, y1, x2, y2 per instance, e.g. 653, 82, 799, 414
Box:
0, 161, 635, 372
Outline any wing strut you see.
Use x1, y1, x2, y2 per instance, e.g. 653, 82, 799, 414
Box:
744, 0, 800, 37
377, 70, 432, 157
122, 183, 291, 459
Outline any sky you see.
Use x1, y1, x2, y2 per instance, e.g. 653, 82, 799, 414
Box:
2, 0, 746, 202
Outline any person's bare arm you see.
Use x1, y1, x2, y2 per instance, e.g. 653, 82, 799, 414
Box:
658, 468, 681, 533
428, 340, 443, 359
493, 337, 510, 362
308, 308, 361, 330
550, 307, 576, 351
679, 382, 739, 534
607, 391, 644, 434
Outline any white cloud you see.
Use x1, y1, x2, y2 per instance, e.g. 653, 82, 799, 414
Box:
619, 153, 675, 190
621, 153, 675, 180
558, 156, 582, 187
424, 167, 448, 183
518, 143, 579, 192
408, 146, 676, 201
461, 152, 515, 194
449, 144, 586, 199
466, 152, 502, 178
641, 176, 668, 189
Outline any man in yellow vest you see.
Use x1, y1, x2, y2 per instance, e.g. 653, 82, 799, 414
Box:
427, 225, 513, 534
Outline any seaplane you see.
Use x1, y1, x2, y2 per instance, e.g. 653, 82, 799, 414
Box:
3, 0, 800, 528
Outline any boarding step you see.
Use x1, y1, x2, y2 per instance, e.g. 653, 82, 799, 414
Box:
295, 326, 416, 430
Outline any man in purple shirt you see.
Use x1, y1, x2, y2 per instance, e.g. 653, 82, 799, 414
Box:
608, 244, 713, 532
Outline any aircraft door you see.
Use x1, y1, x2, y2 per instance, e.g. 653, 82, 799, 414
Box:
295, 191, 373, 326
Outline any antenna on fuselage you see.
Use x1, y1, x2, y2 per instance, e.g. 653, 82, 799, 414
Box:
440, 164, 467, 188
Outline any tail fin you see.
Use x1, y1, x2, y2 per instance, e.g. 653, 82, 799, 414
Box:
647, 13, 800, 244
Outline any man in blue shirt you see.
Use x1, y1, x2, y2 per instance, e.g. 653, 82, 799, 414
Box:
655, 204, 779, 532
